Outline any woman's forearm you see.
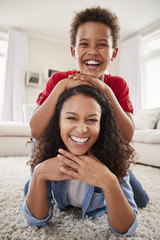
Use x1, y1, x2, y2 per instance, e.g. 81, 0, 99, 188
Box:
26, 172, 49, 220
102, 175, 135, 234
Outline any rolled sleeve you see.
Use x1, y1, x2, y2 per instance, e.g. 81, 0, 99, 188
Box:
107, 173, 138, 236
22, 170, 53, 227
22, 198, 53, 227
107, 210, 138, 236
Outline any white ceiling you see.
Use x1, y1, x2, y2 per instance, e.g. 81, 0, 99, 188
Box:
0, 0, 160, 45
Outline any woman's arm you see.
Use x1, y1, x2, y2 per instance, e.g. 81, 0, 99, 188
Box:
26, 157, 74, 219
58, 149, 136, 235
26, 168, 49, 220
101, 174, 135, 234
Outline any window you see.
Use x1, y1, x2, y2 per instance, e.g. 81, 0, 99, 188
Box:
0, 33, 8, 118
142, 29, 160, 109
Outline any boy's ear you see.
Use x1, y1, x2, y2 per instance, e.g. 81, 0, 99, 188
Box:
111, 48, 118, 61
70, 46, 75, 58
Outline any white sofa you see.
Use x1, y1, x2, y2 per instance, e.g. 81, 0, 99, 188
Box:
0, 105, 160, 165
132, 108, 160, 168
0, 121, 31, 156
0, 104, 37, 157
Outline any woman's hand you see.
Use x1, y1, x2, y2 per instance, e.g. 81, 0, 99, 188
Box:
57, 148, 115, 190
33, 156, 77, 182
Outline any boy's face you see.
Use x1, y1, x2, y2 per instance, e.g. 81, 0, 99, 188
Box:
71, 22, 118, 80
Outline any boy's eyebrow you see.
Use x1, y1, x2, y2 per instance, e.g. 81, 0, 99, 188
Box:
79, 38, 88, 42
79, 38, 109, 42
98, 39, 109, 42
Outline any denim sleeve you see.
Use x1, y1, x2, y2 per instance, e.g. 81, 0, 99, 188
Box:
22, 197, 53, 227
22, 175, 53, 227
107, 173, 138, 236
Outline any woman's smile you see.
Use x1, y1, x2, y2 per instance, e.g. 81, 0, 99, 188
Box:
70, 136, 89, 145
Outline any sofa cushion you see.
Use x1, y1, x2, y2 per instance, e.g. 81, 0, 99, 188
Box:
133, 108, 160, 130
0, 121, 31, 137
156, 119, 160, 129
132, 129, 160, 144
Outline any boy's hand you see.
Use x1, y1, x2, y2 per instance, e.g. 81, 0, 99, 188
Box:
68, 73, 106, 91
61, 77, 92, 90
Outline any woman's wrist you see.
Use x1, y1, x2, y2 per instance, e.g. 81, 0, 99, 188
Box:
33, 163, 47, 183
100, 170, 119, 194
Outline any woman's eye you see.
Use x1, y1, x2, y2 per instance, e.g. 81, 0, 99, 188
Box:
66, 117, 77, 121
87, 119, 98, 123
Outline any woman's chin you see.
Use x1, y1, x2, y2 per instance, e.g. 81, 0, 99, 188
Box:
69, 148, 88, 156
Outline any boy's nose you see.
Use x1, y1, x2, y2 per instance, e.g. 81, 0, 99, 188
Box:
88, 46, 98, 55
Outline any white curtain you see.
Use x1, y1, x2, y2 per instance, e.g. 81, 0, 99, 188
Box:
119, 34, 142, 109
1, 29, 28, 122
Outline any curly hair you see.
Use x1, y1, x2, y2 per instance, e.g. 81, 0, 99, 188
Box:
70, 6, 120, 48
30, 85, 134, 179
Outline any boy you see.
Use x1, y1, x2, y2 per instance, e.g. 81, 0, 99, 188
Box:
29, 6, 148, 207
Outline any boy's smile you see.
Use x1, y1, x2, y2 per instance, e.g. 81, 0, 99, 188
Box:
59, 94, 101, 156
71, 21, 118, 80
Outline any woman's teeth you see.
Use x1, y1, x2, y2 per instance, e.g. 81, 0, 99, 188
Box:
71, 136, 89, 144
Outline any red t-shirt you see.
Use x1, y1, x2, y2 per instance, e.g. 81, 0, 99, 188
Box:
36, 70, 133, 113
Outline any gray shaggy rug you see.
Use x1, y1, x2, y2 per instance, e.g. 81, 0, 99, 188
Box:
0, 156, 160, 240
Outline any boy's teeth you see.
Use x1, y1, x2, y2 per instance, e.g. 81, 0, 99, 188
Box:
85, 60, 100, 65
71, 136, 88, 144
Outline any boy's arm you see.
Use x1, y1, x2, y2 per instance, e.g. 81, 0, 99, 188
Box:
104, 85, 135, 142
68, 74, 134, 142
30, 80, 66, 140
30, 78, 90, 140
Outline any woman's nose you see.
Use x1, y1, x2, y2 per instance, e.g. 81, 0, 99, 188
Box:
76, 123, 88, 133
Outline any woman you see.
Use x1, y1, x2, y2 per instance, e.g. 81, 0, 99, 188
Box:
22, 85, 138, 236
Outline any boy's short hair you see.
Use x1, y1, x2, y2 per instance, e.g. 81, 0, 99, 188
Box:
70, 6, 120, 49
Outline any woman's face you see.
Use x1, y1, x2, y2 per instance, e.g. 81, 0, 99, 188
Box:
59, 94, 102, 156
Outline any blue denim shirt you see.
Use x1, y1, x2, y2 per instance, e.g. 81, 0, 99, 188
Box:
22, 172, 138, 237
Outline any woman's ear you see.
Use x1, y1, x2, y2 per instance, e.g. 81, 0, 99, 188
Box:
111, 48, 118, 61
70, 46, 76, 58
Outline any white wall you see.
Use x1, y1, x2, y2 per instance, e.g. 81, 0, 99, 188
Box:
25, 35, 77, 104
107, 50, 120, 76
25, 35, 120, 104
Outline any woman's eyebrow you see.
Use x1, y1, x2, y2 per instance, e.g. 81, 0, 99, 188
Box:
88, 114, 100, 117
65, 112, 77, 115
65, 112, 100, 117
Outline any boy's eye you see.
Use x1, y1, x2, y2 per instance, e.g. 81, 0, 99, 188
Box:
98, 43, 109, 47
79, 42, 88, 47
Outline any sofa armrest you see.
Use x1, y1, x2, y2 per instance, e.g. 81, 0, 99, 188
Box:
0, 121, 31, 137
132, 129, 160, 144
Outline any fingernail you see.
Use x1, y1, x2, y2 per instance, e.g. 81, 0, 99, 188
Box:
57, 154, 62, 159
58, 148, 63, 153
